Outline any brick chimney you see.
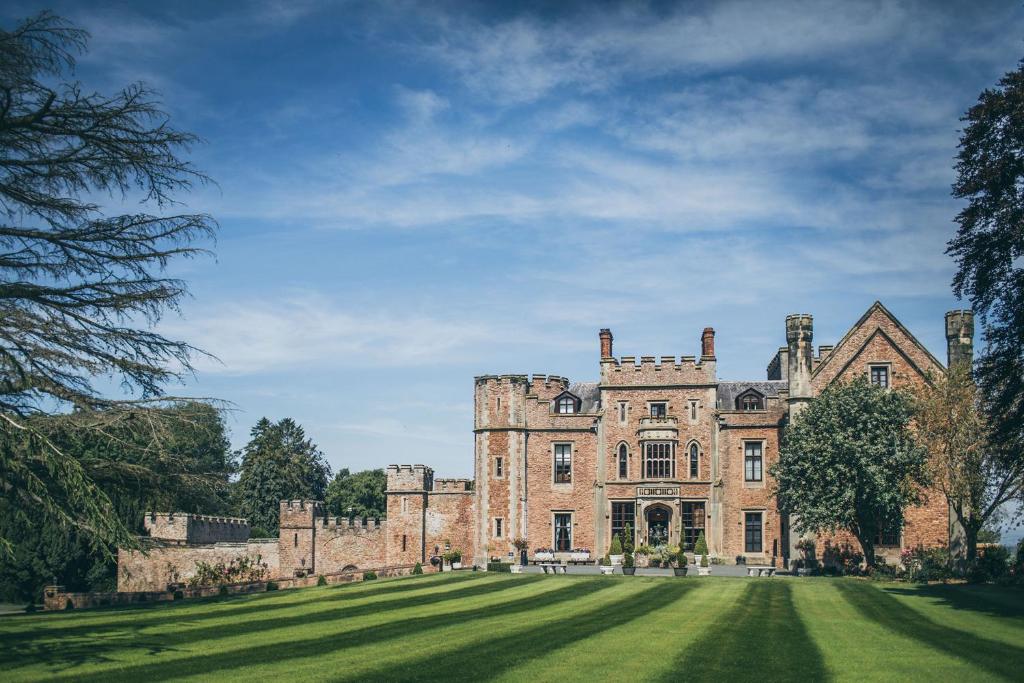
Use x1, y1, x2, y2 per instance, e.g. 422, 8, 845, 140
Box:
701, 327, 715, 358
599, 328, 613, 358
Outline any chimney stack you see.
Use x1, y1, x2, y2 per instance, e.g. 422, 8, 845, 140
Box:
786, 314, 814, 416
701, 327, 716, 358
599, 328, 613, 359
944, 310, 974, 368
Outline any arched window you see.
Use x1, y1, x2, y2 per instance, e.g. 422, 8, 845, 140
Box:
618, 443, 628, 479
556, 396, 576, 414
689, 443, 699, 478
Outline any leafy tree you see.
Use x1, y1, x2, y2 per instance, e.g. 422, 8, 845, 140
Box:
949, 61, 1024, 453
914, 364, 1023, 561
0, 12, 216, 554
325, 468, 387, 519
234, 418, 331, 533
773, 377, 929, 567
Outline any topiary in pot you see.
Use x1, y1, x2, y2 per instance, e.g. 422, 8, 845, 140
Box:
413, 562, 423, 575
623, 551, 636, 575
674, 548, 689, 576
694, 530, 709, 557
622, 524, 635, 554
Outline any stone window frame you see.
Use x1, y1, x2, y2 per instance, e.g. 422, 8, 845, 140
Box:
616, 441, 629, 480
685, 439, 701, 480
494, 517, 504, 539
495, 456, 504, 479
618, 401, 628, 424
552, 511, 573, 551
643, 441, 675, 479
743, 510, 764, 553
553, 442, 573, 485
868, 362, 892, 389
688, 399, 699, 423
647, 401, 668, 418
743, 440, 765, 488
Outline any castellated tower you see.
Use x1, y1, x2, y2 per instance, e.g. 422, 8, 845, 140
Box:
279, 500, 323, 577
473, 374, 530, 566
785, 314, 814, 418
386, 465, 432, 565
945, 310, 974, 368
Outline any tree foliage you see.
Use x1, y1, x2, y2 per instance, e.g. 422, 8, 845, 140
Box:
913, 364, 1024, 561
773, 377, 929, 566
234, 418, 331, 533
0, 11, 217, 554
949, 60, 1024, 452
325, 468, 387, 519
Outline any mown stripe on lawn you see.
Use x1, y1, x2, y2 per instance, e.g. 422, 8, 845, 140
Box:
663, 580, 827, 681
834, 581, 1024, 680
51, 577, 612, 682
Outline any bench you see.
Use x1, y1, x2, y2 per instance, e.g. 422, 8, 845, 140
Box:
539, 563, 567, 574
747, 566, 776, 577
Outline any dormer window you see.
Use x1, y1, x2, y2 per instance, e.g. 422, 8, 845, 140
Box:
736, 389, 765, 411
554, 391, 580, 414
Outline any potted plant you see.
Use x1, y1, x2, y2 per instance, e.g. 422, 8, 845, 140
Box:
570, 547, 591, 563
634, 544, 651, 568
622, 524, 635, 554
609, 535, 624, 565
695, 531, 711, 576
622, 551, 636, 575
534, 547, 555, 562
445, 549, 463, 569
698, 553, 711, 576
673, 548, 689, 577
599, 553, 615, 575
513, 537, 529, 566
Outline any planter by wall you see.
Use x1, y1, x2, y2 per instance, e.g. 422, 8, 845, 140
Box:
697, 567, 711, 576
599, 565, 615, 575
622, 567, 636, 576
673, 567, 688, 577
610, 554, 624, 565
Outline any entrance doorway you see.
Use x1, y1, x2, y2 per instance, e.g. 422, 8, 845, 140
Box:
645, 505, 671, 546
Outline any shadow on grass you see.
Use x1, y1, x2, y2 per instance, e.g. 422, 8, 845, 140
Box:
834, 580, 1024, 679
60, 577, 611, 681
2, 574, 525, 672
1, 572, 480, 647
883, 582, 1024, 621
360, 579, 697, 681
663, 581, 827, 682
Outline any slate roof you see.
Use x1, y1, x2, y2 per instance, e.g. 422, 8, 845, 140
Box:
568, 382, 601, 413
716, 380, 787, 409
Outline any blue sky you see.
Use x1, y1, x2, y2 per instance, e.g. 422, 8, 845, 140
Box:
6, 1, 1023, 520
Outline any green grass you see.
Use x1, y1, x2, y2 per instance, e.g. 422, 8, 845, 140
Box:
2, 573, 1023, 681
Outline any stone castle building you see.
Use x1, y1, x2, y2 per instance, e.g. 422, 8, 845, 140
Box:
119, 302, 967, 590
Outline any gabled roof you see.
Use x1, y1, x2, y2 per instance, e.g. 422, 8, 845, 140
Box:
811, 301, 945, 383
717, 380, 786, 407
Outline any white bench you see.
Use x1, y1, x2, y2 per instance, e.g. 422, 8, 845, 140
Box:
539, 563, 567, 574
747, 566, 776, 577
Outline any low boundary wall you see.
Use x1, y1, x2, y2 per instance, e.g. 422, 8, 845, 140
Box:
44, 563, 425, 611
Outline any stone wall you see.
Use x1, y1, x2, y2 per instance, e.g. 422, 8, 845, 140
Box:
315, 517, 388, 574
117, 540, 278, 592
144, 512, 250, 544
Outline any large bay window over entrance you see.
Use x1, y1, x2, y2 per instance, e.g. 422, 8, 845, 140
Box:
611, 502, 635, 547
681, 502, 706, 550
644, 442, 675, 479
554, 513, 572, 551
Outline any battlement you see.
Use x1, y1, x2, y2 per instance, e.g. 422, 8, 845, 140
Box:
144, 512, 250, 544
386, 464, 434, 492
321, 516, 386, 531
527, 374, 570, 395
786, 314, 814, 342
600, 354, 716, 386
945, 310, 974, 338
279, 500, 325, 529
433, 478, 474, 492
474, 374, 529, 385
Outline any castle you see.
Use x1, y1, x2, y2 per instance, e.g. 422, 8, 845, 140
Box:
118, 302, 967, 590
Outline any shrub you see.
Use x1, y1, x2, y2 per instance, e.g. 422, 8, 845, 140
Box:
635, 544, 651, 556
676, 549, 687, 567
413, 562, 423, 575
694, 531, 708, 557
623, 551, 635, 568
700, 554, 709, 568
317, 574, 328, 586
363, 571, 378, 581
265, 581, 278, 591
609, 535, 623, 555
600, 553, 611, 566
24, 603, 36, 613
622, 524, 635, 553
443, 550, 462, 564
63, 598, 74, 610
218, 585, 229, 596
903, 545, 952, 583
487, 562, 512, 573
173, 590, 184, 600
968, 545, 1011, 583
512, 537, 529, 552
186, 554, 267, 588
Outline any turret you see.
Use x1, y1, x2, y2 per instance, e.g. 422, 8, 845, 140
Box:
786, 314, 813, 416
945, 310, 974, 368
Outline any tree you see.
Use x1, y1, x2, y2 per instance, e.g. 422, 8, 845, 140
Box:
0, 12, 217, 554
914, 364, 1024, 562
949, 61, 1024, 453
234, 418, 331, 533
325, 468, 387, 519
772, 377, 929, 567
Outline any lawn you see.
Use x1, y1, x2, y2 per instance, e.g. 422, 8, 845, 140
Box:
2, 573, 1023, 681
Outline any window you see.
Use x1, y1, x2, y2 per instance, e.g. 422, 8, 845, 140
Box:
401, 496, 408, 513
611, 502, 635, 547
744, 442, 763, 482
745, 512, 763, 553
644, 442, 675, 479
554, 444, 572, 483
497, 397, 501, 411
618, 402, 627, 423
690, 401, 698, 421
495, 457, 503, 478
402, 534, 407, 551
618, 443, 628, 479
554, 513, 572, 551
689, 443, 699, 478
495, 518, 503, 538
650, 402, 667, 417
738, 391, 764, 411
870, 365, 890, 388
681, 502, 706, 550
293, 533, 298, 547
556, 396, 576, 414
876, 520, 900, 546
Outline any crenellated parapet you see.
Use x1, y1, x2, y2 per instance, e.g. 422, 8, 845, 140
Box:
527, 374, 570, 399
144, 512, 250, 544
433, 478, 474, 492
600, 354, 716, 386
386, 464, 434, 493
321, 516, 386, 532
